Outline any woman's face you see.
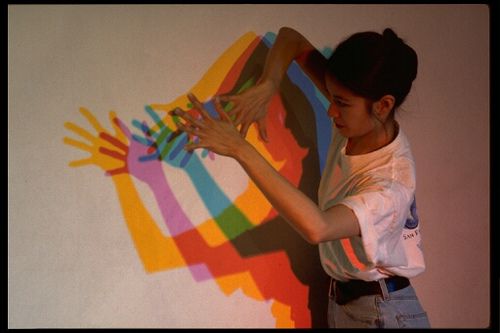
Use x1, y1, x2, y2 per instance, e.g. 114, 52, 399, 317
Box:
325, 74, 377, 139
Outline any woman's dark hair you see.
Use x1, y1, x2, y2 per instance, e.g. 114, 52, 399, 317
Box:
327, 28, 418, 113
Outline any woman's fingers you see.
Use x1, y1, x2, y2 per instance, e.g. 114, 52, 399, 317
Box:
171, 108, 205, 128
228, 109, 243, 127
233, 108, 247, 127
257, 117, 269, 142
222, 95, 242, 123
169, 94, 245, 155
184, 141, 206, 152
217, 94, 234, 103
239, 121, 251, 138
176, 122, 198, 135
187, 93, 211, 120
214, 97, 232, 122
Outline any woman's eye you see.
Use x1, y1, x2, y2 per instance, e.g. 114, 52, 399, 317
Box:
334, 99, 349, 107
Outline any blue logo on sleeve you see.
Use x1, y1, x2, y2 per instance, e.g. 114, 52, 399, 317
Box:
404, 198, 419, 230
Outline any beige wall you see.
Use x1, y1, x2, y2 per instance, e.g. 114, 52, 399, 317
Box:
8, 4, 490, 328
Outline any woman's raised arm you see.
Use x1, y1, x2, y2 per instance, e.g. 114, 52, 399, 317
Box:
219, 27, 328, 141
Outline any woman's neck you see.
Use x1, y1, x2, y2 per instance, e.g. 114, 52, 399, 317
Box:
346, 119, 398, 156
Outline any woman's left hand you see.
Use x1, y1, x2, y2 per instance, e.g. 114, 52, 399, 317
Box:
171, 93, 247, 158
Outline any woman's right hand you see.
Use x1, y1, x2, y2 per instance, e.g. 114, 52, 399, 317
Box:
218, 79, 278, 142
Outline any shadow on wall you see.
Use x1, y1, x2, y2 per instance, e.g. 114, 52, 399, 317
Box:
63, 31, 333, 328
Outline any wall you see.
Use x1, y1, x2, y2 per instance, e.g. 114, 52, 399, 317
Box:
8, 4, 490, 328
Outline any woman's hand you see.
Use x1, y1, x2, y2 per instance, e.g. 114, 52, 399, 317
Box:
172, 93, 248, 158
218, 79, 277, 142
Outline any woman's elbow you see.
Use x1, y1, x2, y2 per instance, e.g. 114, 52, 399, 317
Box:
303, 229, 325, 245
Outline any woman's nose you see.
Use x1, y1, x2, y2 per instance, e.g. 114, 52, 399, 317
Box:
327, 104, 339, 118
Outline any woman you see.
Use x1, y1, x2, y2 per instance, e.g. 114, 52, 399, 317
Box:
171, 26, 430, 328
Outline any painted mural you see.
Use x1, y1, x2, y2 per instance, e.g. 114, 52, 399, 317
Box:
63, 31, 333, 328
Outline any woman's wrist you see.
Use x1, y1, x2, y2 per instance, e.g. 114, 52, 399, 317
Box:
232, 138, 257, 165
256, 77, 280, 95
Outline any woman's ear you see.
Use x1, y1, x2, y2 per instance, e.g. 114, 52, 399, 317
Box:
373, 94, 396, 120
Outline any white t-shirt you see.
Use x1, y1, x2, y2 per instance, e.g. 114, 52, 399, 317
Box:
317, 123, 426, 282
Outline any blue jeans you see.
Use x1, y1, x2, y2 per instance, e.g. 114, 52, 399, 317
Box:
328, 282, 431, 328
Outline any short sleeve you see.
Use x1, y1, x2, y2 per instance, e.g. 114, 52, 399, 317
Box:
340, 179, 413, 267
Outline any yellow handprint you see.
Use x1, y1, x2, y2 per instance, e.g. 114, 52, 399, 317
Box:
64, 107, 186, 273
63, 107, 126, 173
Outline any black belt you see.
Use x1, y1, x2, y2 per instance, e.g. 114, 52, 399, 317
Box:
329, 276, 410, 305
